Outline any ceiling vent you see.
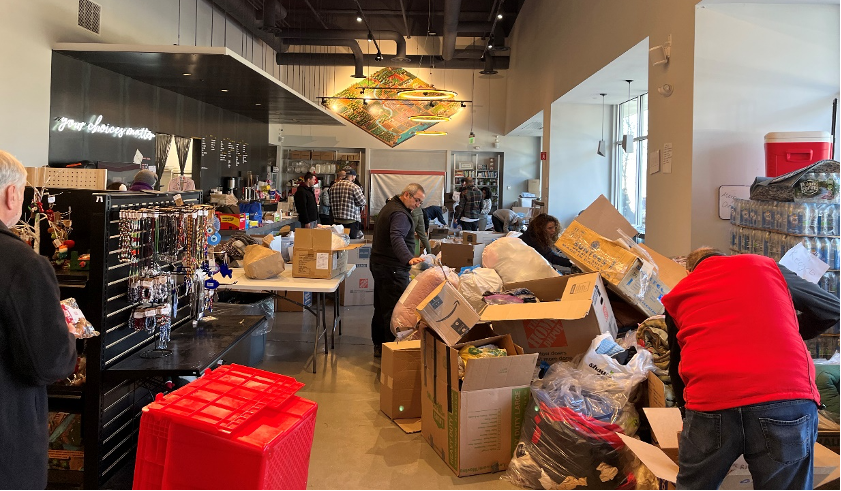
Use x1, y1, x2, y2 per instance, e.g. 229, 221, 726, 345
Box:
78, 0, 101, 35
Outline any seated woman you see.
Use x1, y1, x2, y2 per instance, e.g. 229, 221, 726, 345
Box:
520, 213, 572, 268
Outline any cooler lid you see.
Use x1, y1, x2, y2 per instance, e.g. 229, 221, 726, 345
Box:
764, 131, 832, 143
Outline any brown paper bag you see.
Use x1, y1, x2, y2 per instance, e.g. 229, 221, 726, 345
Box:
243, 244, 285, 279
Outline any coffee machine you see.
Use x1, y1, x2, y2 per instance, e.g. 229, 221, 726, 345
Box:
222, 176, 240, 197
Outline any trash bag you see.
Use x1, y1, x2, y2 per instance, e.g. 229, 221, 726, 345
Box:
482, 237, 557, 283
504, 363, 639, 490
410, 254, 438, 280
578, 333, 655, 396
457, 267, 503, 311
391, 266, 459, 339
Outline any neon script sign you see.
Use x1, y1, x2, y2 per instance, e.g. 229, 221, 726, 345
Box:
52, 115, 155, 140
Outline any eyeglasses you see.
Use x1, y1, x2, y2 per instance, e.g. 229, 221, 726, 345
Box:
412, 195, 424, 205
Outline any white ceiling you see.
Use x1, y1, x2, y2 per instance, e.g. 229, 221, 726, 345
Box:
508, 111, 544, 137
557, 39, 650, 106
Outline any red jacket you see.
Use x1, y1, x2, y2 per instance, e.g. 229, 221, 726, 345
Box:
661, 254, 819, 411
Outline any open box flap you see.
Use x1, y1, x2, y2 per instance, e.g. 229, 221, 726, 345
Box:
617, 433, 679, 483
576, 195, 640, 241
461, 352, 538, 391
480, 300, 592, 322
643, 407, 683, 450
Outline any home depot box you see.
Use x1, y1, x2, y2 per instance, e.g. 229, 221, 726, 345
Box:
420, 325, 537, 477
292, 228, 362, 279
216, 212, 247, 230
556, 195, 686, 316
480, 272, 618, 364
440, 242, 486, 270
618, 408, 840, 489
462, 231, 504, 245
341, 244, 374, 305
275, 291, 312, 312
380, 340, 422, 420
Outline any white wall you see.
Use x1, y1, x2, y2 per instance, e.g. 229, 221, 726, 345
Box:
508, 0, 700, 256
0, 0, 276, 167
692, 2, 841, 252
548, 103, 613, 228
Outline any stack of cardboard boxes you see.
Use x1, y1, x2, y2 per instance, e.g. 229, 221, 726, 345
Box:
377, 195, 840, 481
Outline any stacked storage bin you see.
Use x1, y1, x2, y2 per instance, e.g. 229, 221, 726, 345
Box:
730, 178, 840, 358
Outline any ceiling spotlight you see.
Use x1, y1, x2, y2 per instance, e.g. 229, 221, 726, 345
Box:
375, 52, 384, 61
367, 32, 373, 42
182, 73, 191, 76
497, 13, 503, 19
255, 103, 261, 106
363, 99, 368, 106
356, 15, 362, 22
221, 89, 228, 92
487, 38, 493, 49
460, 102, 466, 108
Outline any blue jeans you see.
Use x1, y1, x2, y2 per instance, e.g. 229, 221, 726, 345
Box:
677, 399, 818, 490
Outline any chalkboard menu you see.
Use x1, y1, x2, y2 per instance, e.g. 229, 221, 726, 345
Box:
201, 136, 249, 169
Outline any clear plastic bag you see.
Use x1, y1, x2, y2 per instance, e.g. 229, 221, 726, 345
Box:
481, 237, 557, 283
61, 298, 99, 339
390, 267, 459, 338
457, 267, 503, 311
504, 365, 639, 490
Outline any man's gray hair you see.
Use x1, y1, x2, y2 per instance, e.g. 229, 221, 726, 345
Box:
0, 150, 27, 191
402, 183, 425, 196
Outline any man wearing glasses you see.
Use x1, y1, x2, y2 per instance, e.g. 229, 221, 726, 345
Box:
370, 183, 426, 357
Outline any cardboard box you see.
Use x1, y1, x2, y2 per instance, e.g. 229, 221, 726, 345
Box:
415, 282, 481, 346
216, 212, 247, 230
462, 231, 504, 245
312, 150, 336, 161
556, 195, 686, 316
275, 290, 312, 312
440, 242, 486, 270
48, 412, 84, 471
341, 244, 374, 306
420, 325, 537, 477
480, 272, 618, 364
292, 228, 362, 279
289, 150, 312, 160
380, 340, 422, 420
619, 408, 840, 489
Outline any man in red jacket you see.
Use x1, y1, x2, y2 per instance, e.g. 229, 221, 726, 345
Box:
662, 247, 838, 490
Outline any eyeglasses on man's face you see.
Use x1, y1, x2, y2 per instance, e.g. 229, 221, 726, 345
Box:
412, 194, 424, 205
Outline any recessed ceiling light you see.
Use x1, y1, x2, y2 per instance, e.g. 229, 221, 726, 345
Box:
221, 89, 228, 92
182, 73, 191, 76
356, 15, 362, 22
255, 103, 261, 106
497, 13, 503, 19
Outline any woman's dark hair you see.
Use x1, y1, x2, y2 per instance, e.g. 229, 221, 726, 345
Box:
480, 187, 491, 200
525, 213, 562, 249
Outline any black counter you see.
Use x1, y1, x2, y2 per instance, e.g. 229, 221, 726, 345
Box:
105, 314, 267, 379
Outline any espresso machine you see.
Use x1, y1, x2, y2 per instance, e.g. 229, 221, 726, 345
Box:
221, 176, 240, 197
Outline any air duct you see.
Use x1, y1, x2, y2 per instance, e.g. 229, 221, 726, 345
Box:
480, 54, 498, 75
279, 39, 365, 78
273, 29, 410, 63
208, 0, 284, 52
257, 0, 287, 31
442, 0, 462, 61
275, 54, 509, 70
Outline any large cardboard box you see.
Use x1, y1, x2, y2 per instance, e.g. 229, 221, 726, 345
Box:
440, 242, 486, 270
380, 340, 422, 420
420, 325, 537, 477
619, 407, 840, 489
292, 228, 362, 279
416, 282, 481, 346
556, 195, 686, 316
288, 149, 312, 160
480, 272, 618, 364
341, 244, 374, 306
275, 291, 312, 312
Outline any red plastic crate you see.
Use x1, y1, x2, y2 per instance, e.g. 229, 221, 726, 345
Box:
133, 364, 317, 490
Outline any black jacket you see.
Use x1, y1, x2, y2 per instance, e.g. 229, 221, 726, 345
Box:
667, 262, 840, 410
0, 222, 77, 489
371, 196, 415, 269
293, 184, 318, 225
521, 230, 572, 267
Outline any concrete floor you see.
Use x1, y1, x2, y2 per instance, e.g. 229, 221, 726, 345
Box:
256, 302, 517, 490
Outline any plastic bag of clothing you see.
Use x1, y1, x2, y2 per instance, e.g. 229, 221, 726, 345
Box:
481, 237, 557, 283
635, 315, 669, 371
390, 266, 459, 339
578, 333, 655, 396
457, 267, 503, 311
504, 363, 639, 490
458, 343, 507, 378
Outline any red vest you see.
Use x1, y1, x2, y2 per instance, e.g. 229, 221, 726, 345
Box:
661, 254, 818, 411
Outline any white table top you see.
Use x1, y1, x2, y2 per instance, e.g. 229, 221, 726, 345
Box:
213, 264, 356, 293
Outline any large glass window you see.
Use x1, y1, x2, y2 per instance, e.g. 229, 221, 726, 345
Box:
614, 93, 648, 230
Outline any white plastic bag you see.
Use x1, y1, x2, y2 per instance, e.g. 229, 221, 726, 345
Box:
391, 267, 459, 337
410, 254, 438, 279
458, 268, 504, 311
481, 237, 557, 283
578, 333, 655, 395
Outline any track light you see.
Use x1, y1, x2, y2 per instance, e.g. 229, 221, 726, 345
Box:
497, 13, 503, 20
460, 102, 466, 108
367, 32, 373, 42
375, 52, 384, 61
487, 38, 493, 49
363, 99, 368, 106
356, 14, 362, 22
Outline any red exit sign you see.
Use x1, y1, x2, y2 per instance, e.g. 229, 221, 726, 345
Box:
540, 151, 547, 160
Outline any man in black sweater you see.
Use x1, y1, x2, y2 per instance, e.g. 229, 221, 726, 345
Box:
370, 183, 426, 357
0, 150, 77, 489
293, 172, 318, 228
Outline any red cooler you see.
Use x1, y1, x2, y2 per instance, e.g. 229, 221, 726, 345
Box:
764, 131, 832, 177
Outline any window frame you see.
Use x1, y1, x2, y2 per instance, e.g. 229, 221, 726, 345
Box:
612, 93, 648, 230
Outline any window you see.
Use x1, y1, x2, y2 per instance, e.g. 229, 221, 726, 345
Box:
613, 93, 648, 230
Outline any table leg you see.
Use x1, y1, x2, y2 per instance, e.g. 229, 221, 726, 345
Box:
312, 293, 319, 374
321, 292, 328, 354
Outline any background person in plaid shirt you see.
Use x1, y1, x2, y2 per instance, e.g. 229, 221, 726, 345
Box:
329, 169, 366, 239
455, 177, 482, 231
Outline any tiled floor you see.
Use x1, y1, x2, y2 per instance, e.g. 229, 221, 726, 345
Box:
256, 303, 516, 490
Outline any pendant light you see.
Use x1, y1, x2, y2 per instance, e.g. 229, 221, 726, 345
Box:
621, 80, 635, 153
597, 93, 607, 157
